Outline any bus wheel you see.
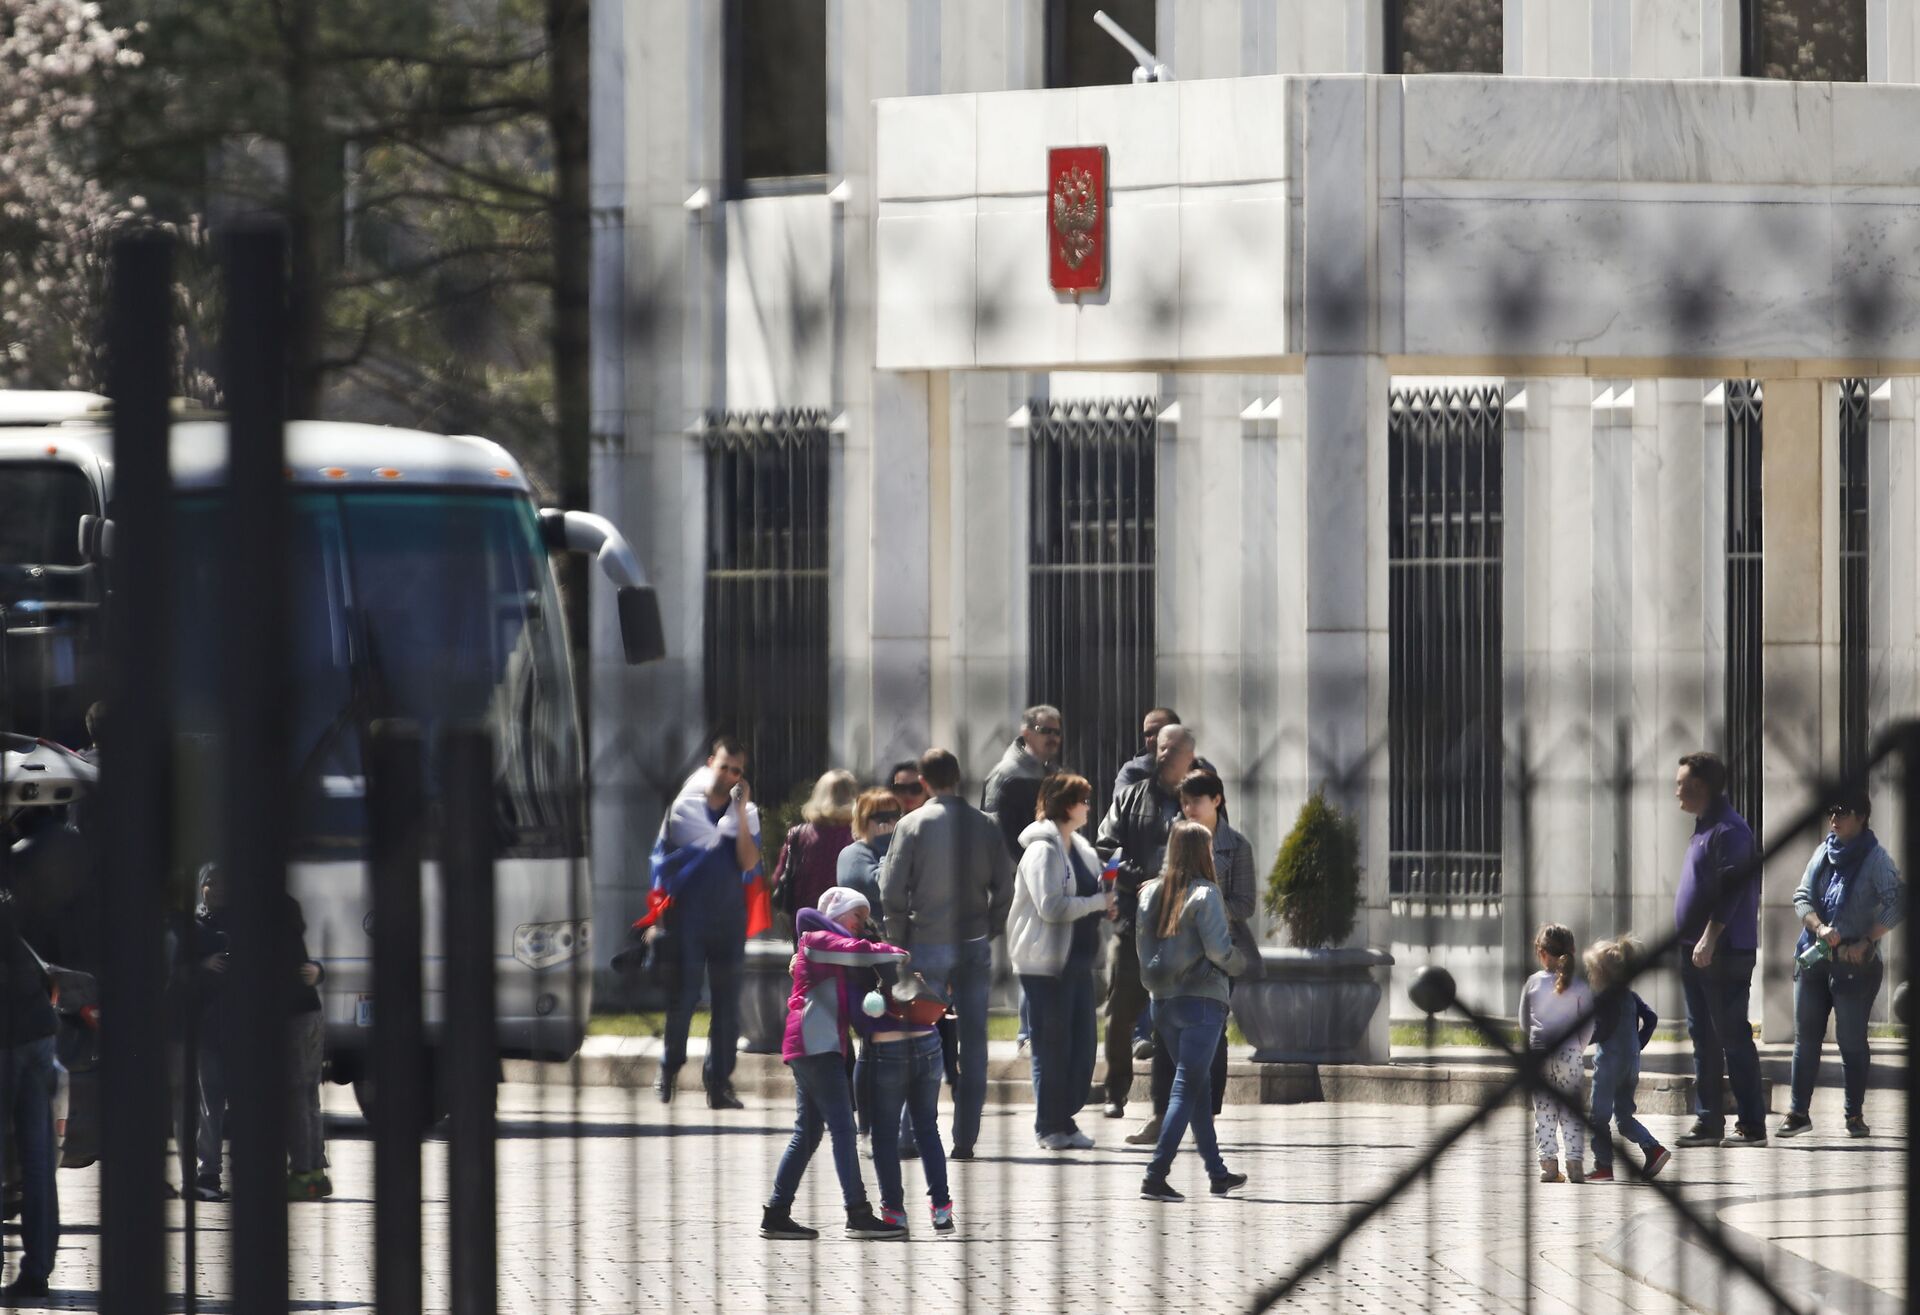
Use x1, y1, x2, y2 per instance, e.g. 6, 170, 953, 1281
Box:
351, 1063, 446, 1131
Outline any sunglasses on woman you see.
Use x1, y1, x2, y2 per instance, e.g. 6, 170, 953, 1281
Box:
891, 781, 925, 797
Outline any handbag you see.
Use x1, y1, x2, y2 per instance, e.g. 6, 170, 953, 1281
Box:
887, 971, 950, 1028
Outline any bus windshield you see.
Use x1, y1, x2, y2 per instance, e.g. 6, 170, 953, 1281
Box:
175, 489, 584, 859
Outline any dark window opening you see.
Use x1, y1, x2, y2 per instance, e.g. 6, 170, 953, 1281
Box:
1046, 0, 1157, 88
1742, 0, 1867, 81
1725, 380, 1764, 836
1387, 0, 1504, 75
1028, 397, 1156, 820
703, 410, 830, 813
725, 0, 828, 190
1388, 385, 1504, 903
1839, 378, 1869, 780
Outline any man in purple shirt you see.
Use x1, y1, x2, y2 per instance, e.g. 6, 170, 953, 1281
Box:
1672, 751, 1768, 1148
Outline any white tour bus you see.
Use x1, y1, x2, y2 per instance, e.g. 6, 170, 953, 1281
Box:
0, 391, 662, 1115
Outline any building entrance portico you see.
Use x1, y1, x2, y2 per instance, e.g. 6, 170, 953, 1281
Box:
873, 72, 1920, 1031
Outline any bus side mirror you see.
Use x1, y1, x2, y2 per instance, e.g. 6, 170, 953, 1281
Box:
78, 515, 114, 562
616, 586, 666, 665
539, 508, 666, 666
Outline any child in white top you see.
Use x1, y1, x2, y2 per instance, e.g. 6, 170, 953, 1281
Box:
1518, 923, 1595, 1182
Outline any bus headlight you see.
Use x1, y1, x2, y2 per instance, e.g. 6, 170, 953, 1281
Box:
513, 919, 592, 970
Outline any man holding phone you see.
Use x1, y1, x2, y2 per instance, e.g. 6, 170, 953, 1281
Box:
657, 737, 762, 1109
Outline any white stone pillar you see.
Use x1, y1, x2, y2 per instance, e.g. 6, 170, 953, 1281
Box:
1758, 377, 1833, 1042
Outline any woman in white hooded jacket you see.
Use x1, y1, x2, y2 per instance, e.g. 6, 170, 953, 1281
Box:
1008, 773, 1114, 1150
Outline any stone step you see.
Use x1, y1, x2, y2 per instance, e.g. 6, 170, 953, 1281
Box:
504, 1046, 1774, 1114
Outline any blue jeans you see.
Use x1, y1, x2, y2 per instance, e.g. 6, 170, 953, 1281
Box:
1149, 997, 1229, 1180
663, 901, 744, 1093
1790, 956, 1882, 1119
1021, 968, 1097, 1136
867, 1032, 950, 1211
769, 1052, 867, 1211
3, 1037, 59, 1281
1679, 947, 1765, 1131
907, 938, 992, 1152
1589, 1042, 1655, 1170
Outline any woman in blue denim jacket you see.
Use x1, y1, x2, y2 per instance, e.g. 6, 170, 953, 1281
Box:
1779, 790, 1905, 1139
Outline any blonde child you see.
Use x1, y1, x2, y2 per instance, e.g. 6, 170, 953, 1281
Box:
1519, 923, 1594, 1182
1582, 936, 1670, 1183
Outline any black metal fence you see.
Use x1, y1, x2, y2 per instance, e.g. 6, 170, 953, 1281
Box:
32, 233, 1919, 1315
1725, 379, 1765, 838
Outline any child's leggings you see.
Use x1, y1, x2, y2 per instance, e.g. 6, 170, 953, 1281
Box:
1532, 1042, 1586, 1163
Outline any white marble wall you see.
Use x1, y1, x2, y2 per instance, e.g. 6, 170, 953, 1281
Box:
877, 73, 1920, 376
1507, 0, 1740, 78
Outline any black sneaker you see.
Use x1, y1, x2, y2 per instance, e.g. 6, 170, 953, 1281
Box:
948, 1146, 974, 1162
1847, 1115, 1871, 1138
1719, 1124, 1768, 1147
706, 1087, 744, 1111
1777, 1112, 1813, 1139
899, 1138, 920, 1160
1674, 1121, 1724, 1147
655, 1071, 677, 1105
1, 1275, 48, 1299
759, 1205, 817, 1240
1140, 1174, 1184, 1203
845, 1204, 907, 1239
1209, 1172, 1249, 1196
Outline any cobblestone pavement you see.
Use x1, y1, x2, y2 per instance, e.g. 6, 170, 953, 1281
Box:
11, 1082, 1906, 1312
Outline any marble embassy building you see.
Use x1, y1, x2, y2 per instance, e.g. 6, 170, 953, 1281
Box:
587, 1, 1920, 1029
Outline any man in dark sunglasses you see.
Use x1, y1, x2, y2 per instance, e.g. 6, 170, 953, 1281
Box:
888, 761, 928, 813
981, 704, 1065, 861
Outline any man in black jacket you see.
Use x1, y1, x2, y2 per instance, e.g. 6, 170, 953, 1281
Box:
0, 883, 59, 1297
1094, 723, 1196, 1117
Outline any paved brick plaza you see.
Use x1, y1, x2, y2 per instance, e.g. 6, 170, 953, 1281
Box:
12, 1080, 1904, 1312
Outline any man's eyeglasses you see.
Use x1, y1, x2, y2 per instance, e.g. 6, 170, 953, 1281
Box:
1033, 726, 1062, 737
891, 781, 925, 797
1827, 806, 1857, 820
871, 813, 903, 827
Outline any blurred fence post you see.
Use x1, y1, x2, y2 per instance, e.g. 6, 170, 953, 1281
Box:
221, 221, 291, 1315
371, 721, 426, 1314
1902, 724, 1919, 1315
443, 724, 497, 1315
99, 231, 172, 1315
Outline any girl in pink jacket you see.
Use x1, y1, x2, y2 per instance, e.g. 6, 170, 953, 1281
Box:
762, 887, 910, 1241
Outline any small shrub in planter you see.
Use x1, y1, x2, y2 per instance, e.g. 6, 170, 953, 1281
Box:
1265, 790, 1360, 949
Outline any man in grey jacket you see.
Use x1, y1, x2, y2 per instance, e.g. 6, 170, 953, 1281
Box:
879, 747, 1014, 1158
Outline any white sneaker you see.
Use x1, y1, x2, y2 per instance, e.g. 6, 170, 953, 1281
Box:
1062, 1129, 1095, 1150
1037, 1132, 1070, 1150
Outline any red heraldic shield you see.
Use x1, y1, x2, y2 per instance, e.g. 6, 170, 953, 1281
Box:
1047, 146, 1108, 294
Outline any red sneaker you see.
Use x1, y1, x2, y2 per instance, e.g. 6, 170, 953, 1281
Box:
1585, 1167, 1615, 1183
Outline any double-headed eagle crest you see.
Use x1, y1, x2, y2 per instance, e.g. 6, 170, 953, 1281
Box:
1051, 164, 1099, 270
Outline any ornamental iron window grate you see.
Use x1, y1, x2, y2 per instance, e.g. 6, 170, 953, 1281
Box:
1725, 380, 1764, 836
1386, 0, 1504, 74
1028, 398, 1156, 820
1388, 385, 1503, 902
702, 409, 830, 812
1840, 377, 1869, 780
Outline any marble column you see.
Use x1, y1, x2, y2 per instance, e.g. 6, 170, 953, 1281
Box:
1757, 377, 1832, 1042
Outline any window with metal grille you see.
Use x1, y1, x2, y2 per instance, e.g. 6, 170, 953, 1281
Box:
1386, 0, 1504, 74
702, 410, 829, 812
1742, 0, 1866, 81
1028, 398, 1156, 819
1725, 380, 1764, 835
1388, 385, 1503, 902
1840, 378, 1869, 779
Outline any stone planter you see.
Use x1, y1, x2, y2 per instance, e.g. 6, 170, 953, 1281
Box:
739, 938, 795, 1053
1232, 946, 1393, 1064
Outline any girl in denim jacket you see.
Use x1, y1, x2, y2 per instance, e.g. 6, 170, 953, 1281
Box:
1581, 936, 1668, 1183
